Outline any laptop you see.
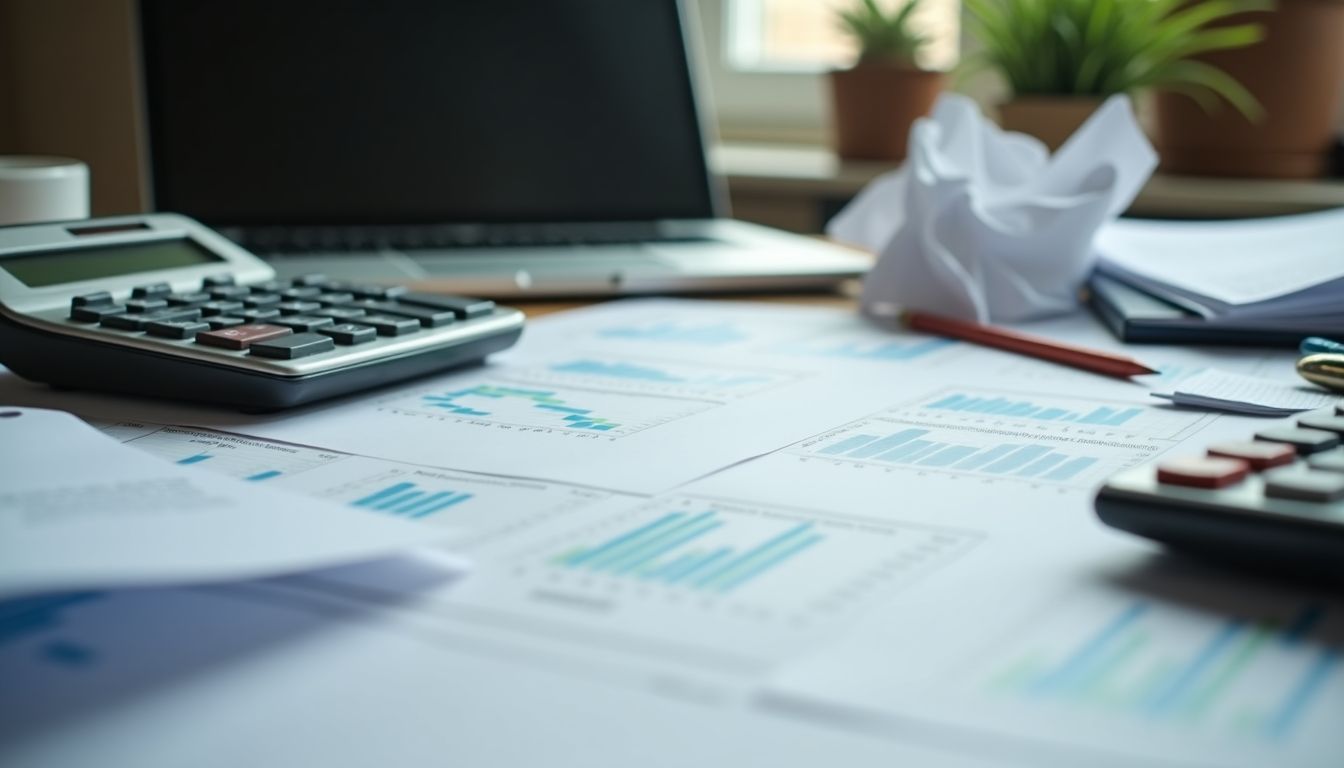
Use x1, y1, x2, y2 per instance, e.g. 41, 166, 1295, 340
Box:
137, 0, 870, 297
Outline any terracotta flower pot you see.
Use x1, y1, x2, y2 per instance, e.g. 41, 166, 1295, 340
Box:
829, 64, 945, 162
1153, 0, 1344, 179
997, 97, 1104, 152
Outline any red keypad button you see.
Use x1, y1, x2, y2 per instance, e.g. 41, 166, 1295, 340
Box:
1156, 457, 1250, 489
1206, 441, 1297, 470
195, 323, 293, 350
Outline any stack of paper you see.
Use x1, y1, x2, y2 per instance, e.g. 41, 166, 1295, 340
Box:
1150, 369, 1340, 416
0, 407, 462, 598
1095, 208, 1344, 329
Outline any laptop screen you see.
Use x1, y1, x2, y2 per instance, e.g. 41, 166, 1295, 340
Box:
140, 1, 717, 227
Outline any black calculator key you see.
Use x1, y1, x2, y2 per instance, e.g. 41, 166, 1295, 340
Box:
316, 292, 355, 306
209, 285, 251, 300
124, 298, 168, 313
243, 294, 281, 308
277, 301, 322, 315
131, 282, 172, 299
195, 323, 292, 350
355, 314, 419, 336
207, 316, 247, 330
249, 332, 336, 359
1297, 415, 1344, 436
70, 304, 127, 322
290, 274, 328, 287
280, 286, 323, 300
350, 284, 407, 299
1307, 450, 1344, 474
398, 292, 495, 319
166, 292, 211, 307
249, 280, 288, 294
318, 323, 377, 345
200, 300, 245, 316
239, 308, 281, 322
313, 307, 366, 321
101, 307, 201, 331
71, 291, 113, 307
201, 274, 235, 287
271, 315, 335, 332
1263, 469, 1344, 502
146, 319, 211, 339
342, 300, 454, 327
1255, 427, 1340, 454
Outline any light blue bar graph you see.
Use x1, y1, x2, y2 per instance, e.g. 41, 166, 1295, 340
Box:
1145, 621, 1245, 714
919, 445, 979, 467
876, 438, 935, 462
375, 490, 423, 511
1016, 454, 1067, 478
353, 482, 415, 508
177, 453, 211, 465
849, 429, 927, 459
983, 446, 1052, 474
820, 434, 880, 455
1032, 603, 1148, 694
1269, 650, 1339, 738
351, 482, 472, 518
245, 470, 282, 482
953, 444, 1019, 471
926, 393, 1142, 427
557, 514, 824, 593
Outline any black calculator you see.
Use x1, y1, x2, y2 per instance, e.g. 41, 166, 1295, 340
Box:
0, 214, 524, 409
1095, 408, 1344, 585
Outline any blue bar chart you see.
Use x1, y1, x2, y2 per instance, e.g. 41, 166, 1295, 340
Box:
924, 393, 1142, 427
987, 600, 1342, 742
910, 388, 1206, 441
351, 481, 473, 519
778, 336, 954, 363
515, 496, 978, 631
597, 320, 747, 346
553, 511, 824, 592
810, 426, 1103, 484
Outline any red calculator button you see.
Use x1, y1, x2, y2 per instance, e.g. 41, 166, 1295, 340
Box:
1156, 457, 1250, 489
1206, 441, 1297, 470
195, 323, 293, 350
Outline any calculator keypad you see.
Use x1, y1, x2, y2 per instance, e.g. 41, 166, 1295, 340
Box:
53, 275, 506, 374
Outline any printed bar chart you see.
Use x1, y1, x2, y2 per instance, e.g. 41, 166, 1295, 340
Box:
352, 481, 473, 519
990, 600, 1341, 741
126, 427, 346, 482
813, 428, 1100, 483
554, 510, 824, 592
926, 393, 1142, 427
779, 337, 954, 363
597, 320, 746, 346
518, 357, 794, 401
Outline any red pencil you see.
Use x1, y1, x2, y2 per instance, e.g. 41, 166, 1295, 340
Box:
903, 310, 1158, 379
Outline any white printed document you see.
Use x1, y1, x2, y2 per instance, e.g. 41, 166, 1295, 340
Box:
0, 407, 460, 597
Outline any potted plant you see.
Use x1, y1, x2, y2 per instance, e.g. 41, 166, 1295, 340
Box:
1153, 0, 1344, 178
964, 0, 1268, 151
829, 0, 945, 161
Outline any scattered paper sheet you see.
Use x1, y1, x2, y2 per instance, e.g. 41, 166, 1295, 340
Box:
829, 93, 1156, 323
0, 407, 462, 598
1150, 369, 1340, 416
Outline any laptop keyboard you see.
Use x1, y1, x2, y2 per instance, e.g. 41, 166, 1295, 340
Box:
231, 224, 711, 253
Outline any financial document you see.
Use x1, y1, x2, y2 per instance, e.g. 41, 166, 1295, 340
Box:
0, 408, 458, 598
0, 299, 1336, 768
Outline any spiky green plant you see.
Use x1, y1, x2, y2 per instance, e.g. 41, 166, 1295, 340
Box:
964, 0, 1270, 117
837, 0, 930, 65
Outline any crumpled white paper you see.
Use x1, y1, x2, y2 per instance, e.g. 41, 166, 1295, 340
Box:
829, 93, 1157, 323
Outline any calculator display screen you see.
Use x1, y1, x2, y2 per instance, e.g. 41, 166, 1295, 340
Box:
1, 238, 223, 287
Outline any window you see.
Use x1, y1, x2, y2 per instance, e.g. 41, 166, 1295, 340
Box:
695, 0, 960, 141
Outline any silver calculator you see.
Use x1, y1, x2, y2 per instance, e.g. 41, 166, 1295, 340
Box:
0, 213, 524, 409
